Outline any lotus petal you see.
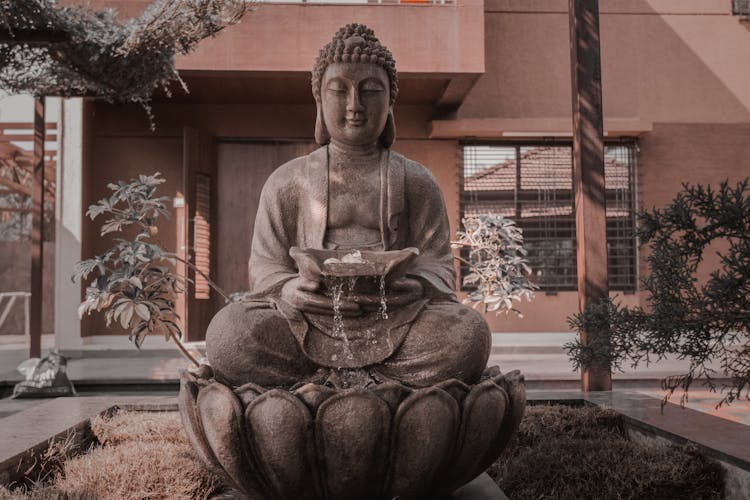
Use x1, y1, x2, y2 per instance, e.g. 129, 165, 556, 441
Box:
491, 370, 527, 454
483, 365, 502, 379
434, 378, 471, 406
192, 364, 215, 380
197, 382, 266, 496
316, 391, 391, 500
235, 381, 267, 407
443, 379, 509, 490
246, 389, 321, 500
371, 380, 412, 413
388, 388, 459, 497
178, 372, 222, 473
293, 383, 337, 413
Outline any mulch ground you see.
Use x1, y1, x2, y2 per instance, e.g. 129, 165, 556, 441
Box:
489, 404, 724, 499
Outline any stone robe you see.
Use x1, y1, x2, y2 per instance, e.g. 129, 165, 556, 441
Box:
248, 145, 456, 301
206, 146, 490, 387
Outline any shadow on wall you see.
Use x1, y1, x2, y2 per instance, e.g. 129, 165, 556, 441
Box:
460, 0, 750, 122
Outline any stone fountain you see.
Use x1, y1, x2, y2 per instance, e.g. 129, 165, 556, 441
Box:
179, 23, 525, 500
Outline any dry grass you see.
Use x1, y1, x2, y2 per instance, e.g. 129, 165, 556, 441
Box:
488, 405, 725, 500
1, 411, 221, 500
55, 440, 219, 500
89, 410, 186, 447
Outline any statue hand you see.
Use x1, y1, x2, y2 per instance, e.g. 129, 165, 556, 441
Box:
281, 277, 361, 316
385, 277, 424, 308
352, 277, 424, 310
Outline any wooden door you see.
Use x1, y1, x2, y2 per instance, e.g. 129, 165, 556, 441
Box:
215, 141, 317, 298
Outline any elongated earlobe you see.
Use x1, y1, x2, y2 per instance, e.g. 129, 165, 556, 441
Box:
315, 104, 330, 145
379, 110, 395, 148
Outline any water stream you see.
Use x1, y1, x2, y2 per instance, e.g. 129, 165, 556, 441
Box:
327, 274, 389, 365
377, 275, 388, 320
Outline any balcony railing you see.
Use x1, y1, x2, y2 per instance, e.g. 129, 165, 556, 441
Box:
260, 0, 454, 4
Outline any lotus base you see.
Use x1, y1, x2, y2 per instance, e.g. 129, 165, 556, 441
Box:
178, 366, 525, 500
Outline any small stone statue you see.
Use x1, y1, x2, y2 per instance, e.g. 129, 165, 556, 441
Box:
180, 24, 524, 500
207, 23, 491, 389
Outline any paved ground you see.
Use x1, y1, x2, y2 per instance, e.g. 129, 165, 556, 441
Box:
1, 334, 748, 425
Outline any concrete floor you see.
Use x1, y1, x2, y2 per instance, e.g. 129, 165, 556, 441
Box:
1, 333, 748, 425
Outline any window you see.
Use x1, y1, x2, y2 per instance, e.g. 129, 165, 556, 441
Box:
460, 142, 638, 292
0, 122, 57, 242
733, 0, 749, 16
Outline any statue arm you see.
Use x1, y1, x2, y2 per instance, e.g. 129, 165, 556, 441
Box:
403, 163, 457, 302
248, 173, 299, 297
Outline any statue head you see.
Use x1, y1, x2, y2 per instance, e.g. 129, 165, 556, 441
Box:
312, 23, 398, 148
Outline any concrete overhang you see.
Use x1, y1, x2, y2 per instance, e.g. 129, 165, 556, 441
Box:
64, 1, 485, 108
172, 2, 485, 108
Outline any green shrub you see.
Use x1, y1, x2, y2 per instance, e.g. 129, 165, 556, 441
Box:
566, 179, 750, 407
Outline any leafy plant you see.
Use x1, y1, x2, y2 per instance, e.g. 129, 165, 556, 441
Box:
73, 173, 228, 366
0, 0, 247, 126
451, 214, 537, 316
565, 179, 750, 407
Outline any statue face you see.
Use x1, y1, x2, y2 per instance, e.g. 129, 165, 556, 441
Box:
320, 62, 391, 148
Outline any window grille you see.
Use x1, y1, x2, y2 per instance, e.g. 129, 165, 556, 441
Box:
460, 142, 638, 292
733, 0, 750, 16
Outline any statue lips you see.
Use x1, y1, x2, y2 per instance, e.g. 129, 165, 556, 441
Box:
346, 116, 366, 127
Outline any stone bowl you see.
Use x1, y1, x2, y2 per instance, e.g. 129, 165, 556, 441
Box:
178, 366, 526, 500
289, 247, 419, 278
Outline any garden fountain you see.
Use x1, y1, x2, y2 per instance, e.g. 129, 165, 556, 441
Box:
178, 23, 526, 500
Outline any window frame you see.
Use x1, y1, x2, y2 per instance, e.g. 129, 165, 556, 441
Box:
458, 139, 639, 294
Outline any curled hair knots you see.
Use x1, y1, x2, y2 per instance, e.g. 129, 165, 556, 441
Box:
311, 23, 399, 106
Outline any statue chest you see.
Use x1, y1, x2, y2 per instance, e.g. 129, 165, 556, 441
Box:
326, 170, 381, 230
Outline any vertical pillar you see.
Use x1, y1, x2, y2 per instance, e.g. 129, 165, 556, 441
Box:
569, 0, 611, 391
54, 98, 84, 355
29, 97, 45, 359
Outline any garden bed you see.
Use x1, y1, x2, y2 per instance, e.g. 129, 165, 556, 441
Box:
0, 403, 728, 500
491, 404, 723, 499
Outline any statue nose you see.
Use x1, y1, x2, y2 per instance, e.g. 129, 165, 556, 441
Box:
346, 91, 363, 113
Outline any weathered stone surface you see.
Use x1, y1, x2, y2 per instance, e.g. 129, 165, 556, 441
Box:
179, 366, 526, 500
205, 22, 491, 389
246, 390, 319, 500
182, 22, 527, 500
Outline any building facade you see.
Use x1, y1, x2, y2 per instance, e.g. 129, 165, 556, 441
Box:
28, 0, 750, 351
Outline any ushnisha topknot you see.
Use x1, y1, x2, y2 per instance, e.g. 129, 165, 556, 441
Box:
312, 23, 398, 106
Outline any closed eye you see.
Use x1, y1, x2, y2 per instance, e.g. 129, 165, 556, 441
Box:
326, 79, 348, 93
361, 80, 385, 93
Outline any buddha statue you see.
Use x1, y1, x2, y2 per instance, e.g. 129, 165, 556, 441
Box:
206, 23, 491, 389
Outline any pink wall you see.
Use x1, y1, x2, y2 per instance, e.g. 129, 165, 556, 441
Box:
80, 0, 750, 335
460, 0, 750, 123
66, 0, 484, 76
450, 0, 750, 332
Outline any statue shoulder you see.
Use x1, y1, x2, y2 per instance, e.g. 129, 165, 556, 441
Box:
261, 146, 326, 194
390, 150, 441, 189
